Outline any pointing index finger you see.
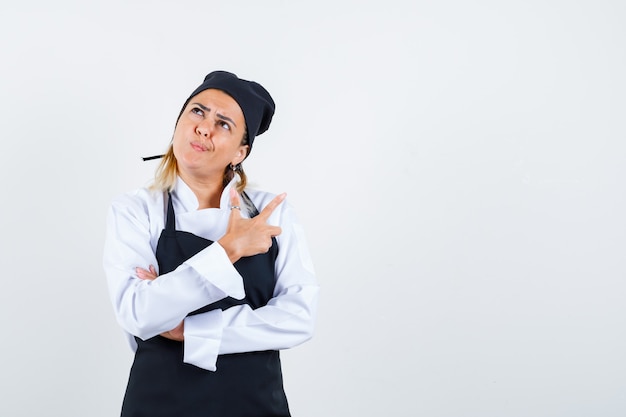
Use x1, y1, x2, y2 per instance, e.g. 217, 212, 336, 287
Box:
257, 193, 286, 221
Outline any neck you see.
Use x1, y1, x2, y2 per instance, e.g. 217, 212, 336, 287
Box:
178, 170, 225, 209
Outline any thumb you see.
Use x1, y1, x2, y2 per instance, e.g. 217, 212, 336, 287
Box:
229, 188, 243, 216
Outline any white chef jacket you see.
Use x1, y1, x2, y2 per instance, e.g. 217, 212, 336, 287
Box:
103, 176, 319, 371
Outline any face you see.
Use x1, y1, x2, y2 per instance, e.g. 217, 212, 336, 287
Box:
172, 89, 248, 180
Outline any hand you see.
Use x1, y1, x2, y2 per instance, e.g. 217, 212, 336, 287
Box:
135, 265, 158, 280
135, 264, 184, 341
218, 188, 285, 263
160, 321, 184, 342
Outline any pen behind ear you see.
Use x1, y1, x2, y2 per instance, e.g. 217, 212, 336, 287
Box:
142, 155, 164, 161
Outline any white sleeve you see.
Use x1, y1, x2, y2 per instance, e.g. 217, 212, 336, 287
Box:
182, 199, 319, 371
103, 192, 245, 342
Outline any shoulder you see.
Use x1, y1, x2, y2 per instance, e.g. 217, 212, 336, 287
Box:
108, 186, 166, 223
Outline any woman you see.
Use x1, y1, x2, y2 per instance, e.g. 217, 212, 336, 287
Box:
103, 71, 319, 417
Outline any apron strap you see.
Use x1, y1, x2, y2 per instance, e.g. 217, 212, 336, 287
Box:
165, 192, 176, 231
241, 191, 259, 218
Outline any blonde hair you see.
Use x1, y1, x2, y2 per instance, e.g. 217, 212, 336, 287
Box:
151, 137, 249, 194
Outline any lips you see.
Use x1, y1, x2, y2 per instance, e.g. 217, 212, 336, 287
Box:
190, 141, 209, 152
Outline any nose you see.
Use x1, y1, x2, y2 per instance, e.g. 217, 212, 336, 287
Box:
195, 119, 212, 137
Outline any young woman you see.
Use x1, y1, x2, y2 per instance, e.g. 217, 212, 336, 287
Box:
103, 71, 319, 417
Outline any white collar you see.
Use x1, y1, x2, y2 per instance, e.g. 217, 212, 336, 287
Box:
172, 175, 238, 212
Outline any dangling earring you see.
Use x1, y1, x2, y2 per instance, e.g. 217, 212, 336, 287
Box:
230, 163, 240, 173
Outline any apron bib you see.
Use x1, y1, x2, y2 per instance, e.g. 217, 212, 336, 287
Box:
120, 193, 290, 417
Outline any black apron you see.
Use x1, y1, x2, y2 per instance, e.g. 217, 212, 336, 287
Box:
120, 193, 290, 417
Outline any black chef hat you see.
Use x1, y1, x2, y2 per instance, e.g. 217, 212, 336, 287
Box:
180, 70, 275, 150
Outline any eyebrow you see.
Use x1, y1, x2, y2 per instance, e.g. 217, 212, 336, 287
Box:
191, 102, 238, 127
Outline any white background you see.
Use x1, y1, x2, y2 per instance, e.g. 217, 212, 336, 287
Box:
0, 1, 624, 416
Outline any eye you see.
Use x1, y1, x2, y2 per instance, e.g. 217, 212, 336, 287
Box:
218, 120, 231, 131
190, 107, 204, 116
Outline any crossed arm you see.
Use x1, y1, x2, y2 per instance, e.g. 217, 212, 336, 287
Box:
134, 188, 287, 341
106, 186, 318, 370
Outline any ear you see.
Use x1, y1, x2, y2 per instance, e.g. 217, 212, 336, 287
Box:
231, 144, 249, 166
